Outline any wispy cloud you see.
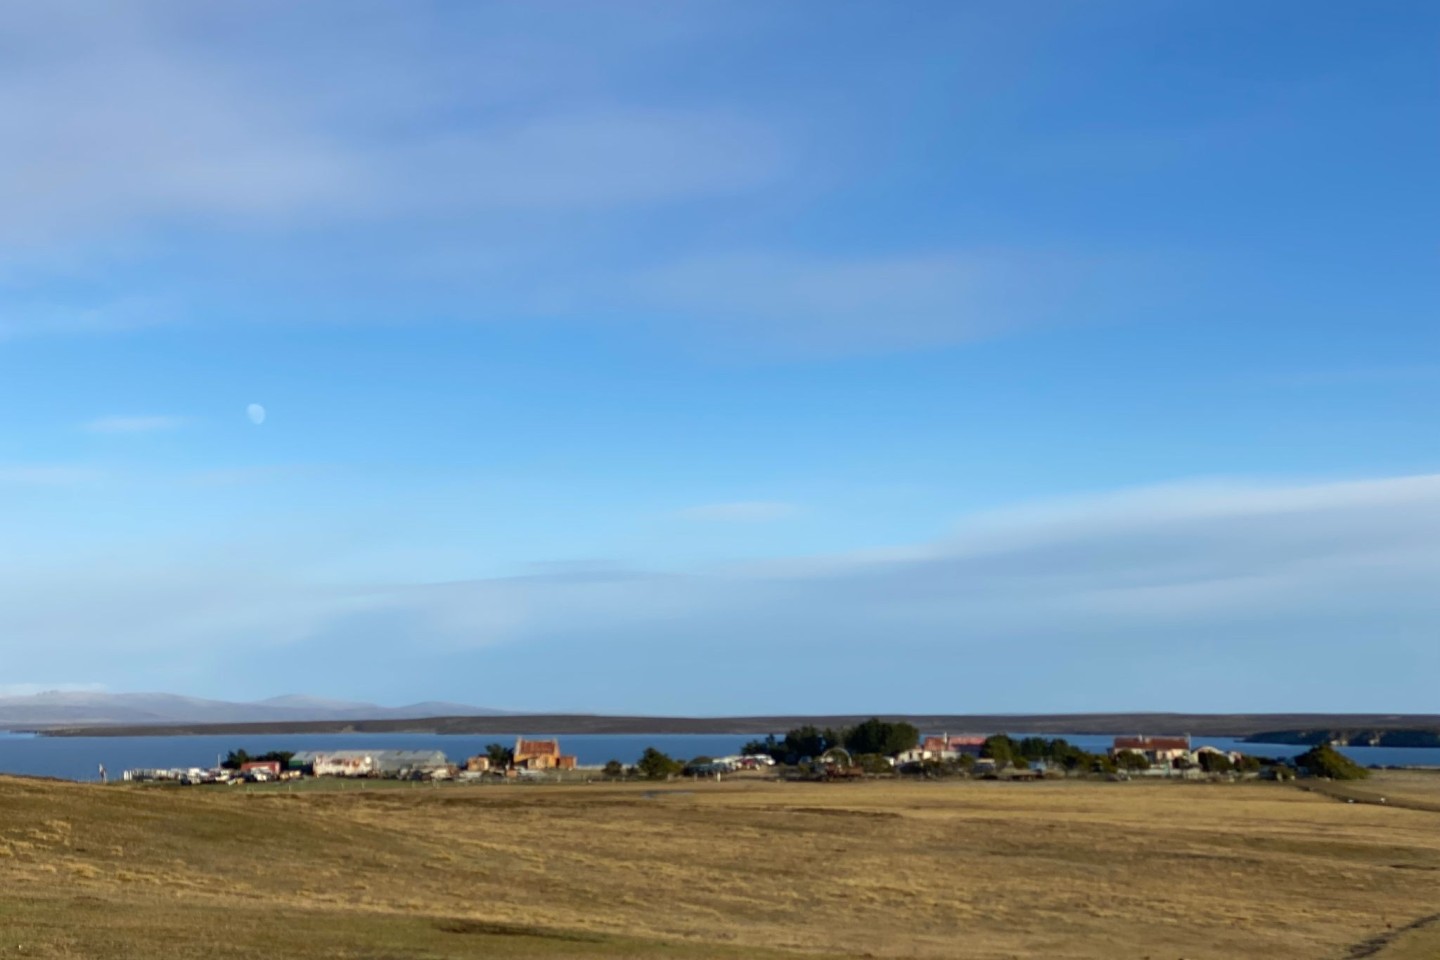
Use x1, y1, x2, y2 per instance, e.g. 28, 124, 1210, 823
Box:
0, 465, 101, 486
84, 414, 190, 434
2, 472, 1438, 711
0, 7, 786, 248
0, 297, 177, 342
628, 248, 1145, 355
679, 501, 798, 522
378, 110, 784, 213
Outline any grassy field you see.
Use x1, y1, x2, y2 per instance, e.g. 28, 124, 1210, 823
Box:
2, 774, 1438, 959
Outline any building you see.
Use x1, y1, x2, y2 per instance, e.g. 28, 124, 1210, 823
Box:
921, 734, 987, 758
240, 761, 281, 777
1111, 735, 1191, 765
373, 750, 450, 777
513, 738, 577, 771
300, 748, 377, 782
465, 755, 491, 773
289, 749, 449, 778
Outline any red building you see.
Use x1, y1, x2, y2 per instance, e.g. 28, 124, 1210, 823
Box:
240, 761, 282, 776
921, 735, 986, 757
512, 738, 577, 771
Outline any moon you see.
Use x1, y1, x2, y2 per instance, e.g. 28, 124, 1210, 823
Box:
246, 403, 267, 426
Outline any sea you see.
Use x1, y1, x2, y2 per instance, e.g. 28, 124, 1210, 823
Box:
1, 730, 1438, 782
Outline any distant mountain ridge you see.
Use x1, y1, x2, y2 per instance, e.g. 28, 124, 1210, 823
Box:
0, 691, 509, 728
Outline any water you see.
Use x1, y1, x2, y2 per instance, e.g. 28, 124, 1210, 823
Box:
1, 730, 1437, 782
0, 732, 757, 781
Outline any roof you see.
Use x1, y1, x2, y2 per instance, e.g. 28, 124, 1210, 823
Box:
921, 735, 987, 751
373, 750, 449, 770
290, 749, 448, 767
1113, 736, 1190, 751
292, 750, 375, 763
514, 738, 561, 756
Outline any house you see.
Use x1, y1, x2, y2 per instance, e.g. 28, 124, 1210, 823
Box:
306, 750, 377, 777
921, 734, 987, 759
465, 755, 491, 772
895, 747, 934, 764
240, 761, 282, 777
1111, 735, 1191, 765
513, 738, 577, 771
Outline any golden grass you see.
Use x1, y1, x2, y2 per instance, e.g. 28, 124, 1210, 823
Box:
2, 773, 1438, 958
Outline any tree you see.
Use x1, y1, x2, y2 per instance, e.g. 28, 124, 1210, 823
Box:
1114, 751, 1151, 771
854, 753, 894, 775
602, 760, 624, 779
981, 734, 1020, 767
741, 734, 782, 760
784, 725, 840, 762
1294, 743, 1369, 780
636, 747, 683, 780
843, 718, 919, 756
1197, 751, 1235, 774
485, 743, 514, 769
221, 749, 253, 770
221, 749, 294, 770
1090, 753, 1118, 775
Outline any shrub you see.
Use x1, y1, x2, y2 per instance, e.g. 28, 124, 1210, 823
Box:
1197, 751, 1235, 774
636, 747, 683, 780
1114, 751, 1151, 771
1294, 743, 1369, 780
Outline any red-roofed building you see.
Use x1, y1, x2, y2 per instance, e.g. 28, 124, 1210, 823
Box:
240, 761, 282, 776
921, 735, 987, 758
1111, 735, 1191, 764
513, 737, 577, 771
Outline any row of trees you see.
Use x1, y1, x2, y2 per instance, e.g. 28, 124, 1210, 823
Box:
593, 748, 687, 781
221, 736, 1367, 784
741, 718, 920, 764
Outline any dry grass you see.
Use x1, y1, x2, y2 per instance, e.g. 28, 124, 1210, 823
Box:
2, 773, 1438, 958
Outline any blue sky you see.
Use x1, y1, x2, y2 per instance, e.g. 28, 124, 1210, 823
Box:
0, 2, 1436, 713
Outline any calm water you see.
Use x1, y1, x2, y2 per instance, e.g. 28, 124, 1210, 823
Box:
2, 731, 1438, 782
0, 732, 759, 781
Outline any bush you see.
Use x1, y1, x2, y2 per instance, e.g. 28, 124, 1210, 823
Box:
636, 747, 683, 780
602, 760, 624, 779
980, 735, 1020, 766
1114, 751, 1151, 771
853, 753, 893, 775
1294, 743, 1369, 780
1197, 751, 1235, 774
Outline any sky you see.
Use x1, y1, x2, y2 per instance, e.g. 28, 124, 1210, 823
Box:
0, 2, 1436, 714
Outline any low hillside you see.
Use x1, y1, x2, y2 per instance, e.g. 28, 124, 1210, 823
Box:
2, 775, 1438, 958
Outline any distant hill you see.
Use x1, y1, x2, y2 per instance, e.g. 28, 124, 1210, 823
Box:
0, 691, 508, 728
28, 710, 1440, 739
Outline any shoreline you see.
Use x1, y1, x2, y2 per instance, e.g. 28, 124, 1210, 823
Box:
17, 711, 1440, 740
